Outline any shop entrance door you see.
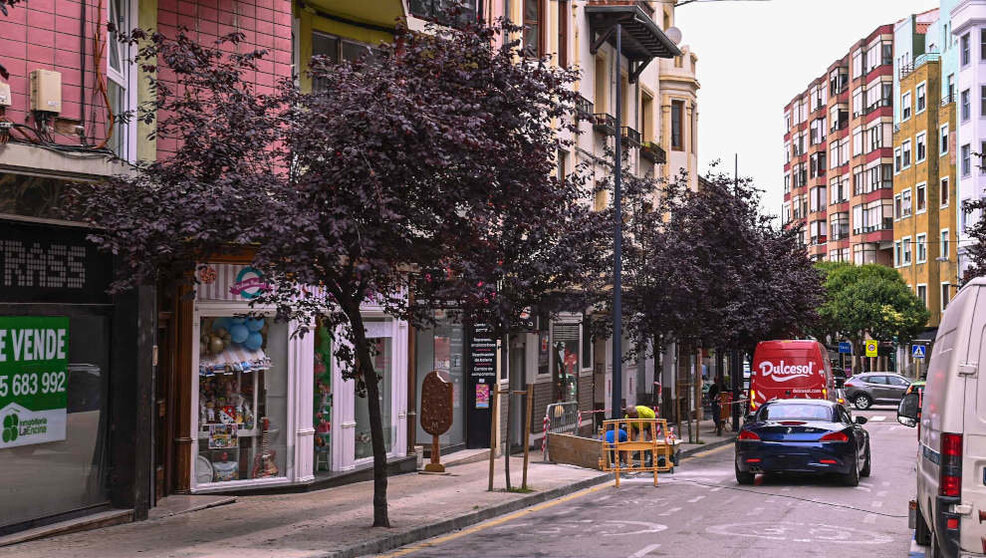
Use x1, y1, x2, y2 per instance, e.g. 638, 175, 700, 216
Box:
154, 294, 177, 503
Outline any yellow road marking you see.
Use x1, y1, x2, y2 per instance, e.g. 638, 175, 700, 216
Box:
377, 443, 732, 557
376, 484, 609, 557
681, 442, 733, 461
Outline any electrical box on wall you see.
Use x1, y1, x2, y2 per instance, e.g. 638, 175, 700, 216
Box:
0, 82, 11, 106
29, 70, 61, 113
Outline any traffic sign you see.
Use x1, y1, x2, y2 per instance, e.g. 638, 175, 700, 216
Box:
912, 344, 927, 359
865, 341, 878, 358
838, 342, 852, 354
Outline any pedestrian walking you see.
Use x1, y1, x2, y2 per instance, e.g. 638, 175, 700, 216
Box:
708, 382, 721, 435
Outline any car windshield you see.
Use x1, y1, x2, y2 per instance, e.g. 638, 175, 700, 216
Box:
761, 403, 836, 422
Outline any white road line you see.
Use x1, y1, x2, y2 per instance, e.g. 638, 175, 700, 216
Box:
871, 501, 883, 508
876, 490, 888, 498
863, 514, 877, 524
882, 481, 891, 487
628, 543, 662, 558
659, 507, 682, 516
868, 415, 887, 422
854, 486, 872, 492
687, 495, 706, 503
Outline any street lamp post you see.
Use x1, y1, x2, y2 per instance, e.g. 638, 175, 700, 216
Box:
612, 24, 623, 420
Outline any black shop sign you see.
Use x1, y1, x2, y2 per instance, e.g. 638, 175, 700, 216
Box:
0, 220, 112, 304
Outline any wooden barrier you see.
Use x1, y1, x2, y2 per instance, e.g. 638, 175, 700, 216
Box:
600, 418, 674, 488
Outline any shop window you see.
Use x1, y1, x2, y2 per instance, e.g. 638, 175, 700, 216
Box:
354, 334, 393, 460
551, 322, 580, 403
415, 313, 465, 448
196, 316, 289, 485
313, 321, 333, 473
0, 313, 110, 529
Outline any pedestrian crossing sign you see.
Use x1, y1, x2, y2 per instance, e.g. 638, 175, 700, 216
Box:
912, 344, 926, 359
865, 341, 878, 357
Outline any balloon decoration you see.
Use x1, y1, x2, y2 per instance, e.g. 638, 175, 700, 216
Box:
244, 331, 263, 351
229, 324, 249, 344
201, 317, 267, 357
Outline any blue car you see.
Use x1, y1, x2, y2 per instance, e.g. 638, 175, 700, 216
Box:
735, 399, 871, 487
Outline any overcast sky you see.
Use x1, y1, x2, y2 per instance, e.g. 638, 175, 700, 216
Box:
674, 0, 940, 220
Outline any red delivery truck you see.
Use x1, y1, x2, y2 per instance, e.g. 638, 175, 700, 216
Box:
748, 340, 836, 413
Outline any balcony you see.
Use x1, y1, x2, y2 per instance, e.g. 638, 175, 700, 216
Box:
640, 141, 666, 164
593, 113, 617, 135
942, 94, 955, 106
621, 126, 641, 148
576, 95, 594, 120
863, 98, 892, 115
586, 3, 680, 81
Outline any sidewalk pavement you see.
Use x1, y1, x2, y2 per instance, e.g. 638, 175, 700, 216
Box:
3, 424, 735, 558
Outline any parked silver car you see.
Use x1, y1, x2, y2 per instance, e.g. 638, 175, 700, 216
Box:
843, 372, 910, 409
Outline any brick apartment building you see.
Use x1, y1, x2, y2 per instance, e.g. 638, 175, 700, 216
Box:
783, 24, 896, 266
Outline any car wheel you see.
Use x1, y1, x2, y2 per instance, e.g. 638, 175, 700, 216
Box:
841, 457, 860, 486
854, 394, 872, 410
915, 502, 931, 546
860, 443, 871, 477
735, 463, 754, 485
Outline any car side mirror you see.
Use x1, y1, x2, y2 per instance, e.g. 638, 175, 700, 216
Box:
897, 392, 919, 428
854, 416, 867, 425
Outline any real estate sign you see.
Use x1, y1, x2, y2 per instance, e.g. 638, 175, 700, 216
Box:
0, 317, 69, 449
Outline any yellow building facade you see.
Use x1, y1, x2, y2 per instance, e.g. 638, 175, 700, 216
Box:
893, 55, 958, 327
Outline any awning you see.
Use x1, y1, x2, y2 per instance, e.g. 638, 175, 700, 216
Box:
200, 346, 272, 376
585, 5, 682, 62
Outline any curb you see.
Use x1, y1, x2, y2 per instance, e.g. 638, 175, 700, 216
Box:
327, 473, 612, 558
679, 435, 736, 459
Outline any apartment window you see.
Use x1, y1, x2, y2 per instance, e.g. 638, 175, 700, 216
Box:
902, 91, 912, 120
556, 0, 568, 68
942, 283, 951, 311
894, 194, 902, 219
917, 234, 927, 263
641, 92, 654, 142
830, 177, 847, 204
902, 139, 912, 168
903, 236, 912, 264
916, 82, 926, 113
962, 33, 971, 66
852, 50, 863, 78
894, 241, 902, 267
894, 148, 903, 173
917, 182, 927, 213
962, 89, 971, 121
947, 74, 955, 101
107, 0, 135, 160
882, 163, 893, 189
981, 29, 986, 61
917, 284, 927, 307
868, 125, 883, 152
963, 144, 972, 176
916, 132, 926, 163
671, 100, 684, 151
941, 177, 950, 207
941, 124, 949, 154
523, 0, 543, 58
853, 129, 863, 155
902, 188, 913, 217
852, 204, 863, 234
784, 174, 790, 194
941, 229, 950, 258
830, 212, 849, 240
982, 141, 986, 174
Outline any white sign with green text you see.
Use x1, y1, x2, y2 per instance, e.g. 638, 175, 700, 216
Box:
0, 317, 68, 448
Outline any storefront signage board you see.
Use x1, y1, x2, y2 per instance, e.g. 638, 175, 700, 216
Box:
0, 316, 69, 448
466, 324, 495, 448
0, 220, 112, 304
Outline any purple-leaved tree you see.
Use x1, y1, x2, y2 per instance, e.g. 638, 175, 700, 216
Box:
72, 19, 602, 527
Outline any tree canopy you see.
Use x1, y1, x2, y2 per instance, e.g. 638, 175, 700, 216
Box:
813, 262, 929, 348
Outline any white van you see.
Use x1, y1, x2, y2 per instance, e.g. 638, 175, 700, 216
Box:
897, 277, 986, 558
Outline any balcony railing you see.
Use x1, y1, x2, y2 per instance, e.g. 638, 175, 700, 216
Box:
621, 126, 641, 148
409, 0, 479, 24
640, 140, 666, 164
829, 119, 848, 133
576, 95, 594, 120
592, 113, 617, 136
863, 98, 892, 115
942, 94, 955, 106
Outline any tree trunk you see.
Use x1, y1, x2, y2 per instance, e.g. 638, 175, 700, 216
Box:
345, 304, 390, 528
